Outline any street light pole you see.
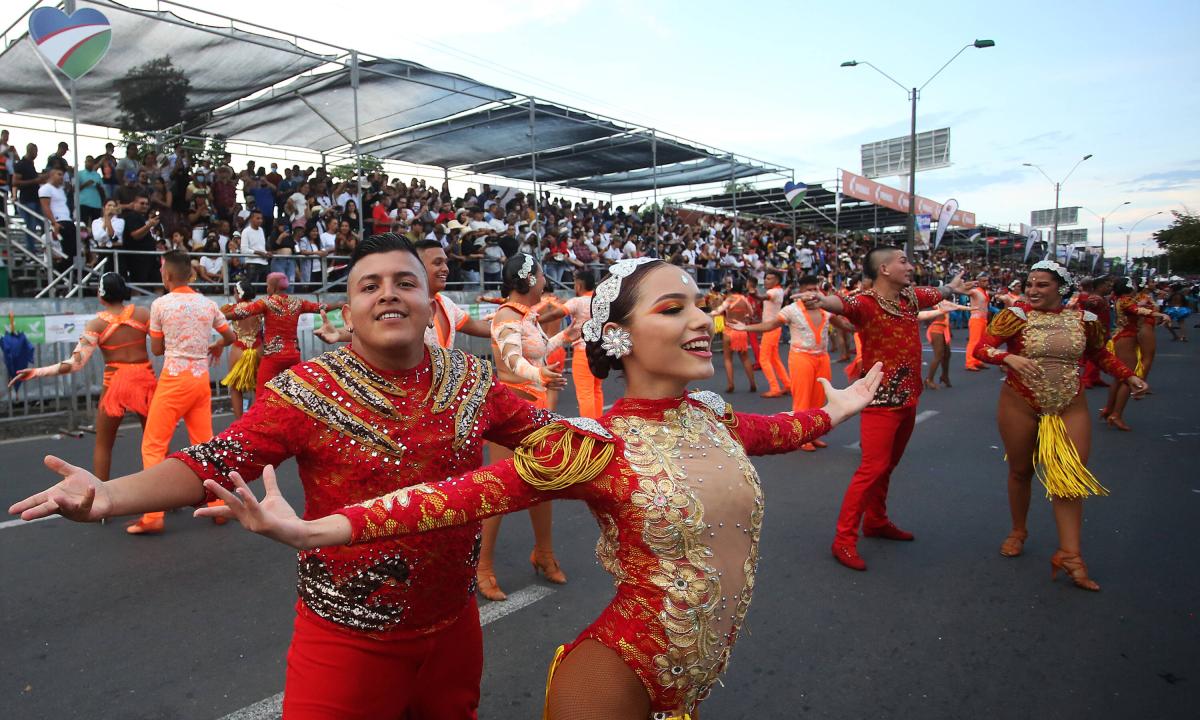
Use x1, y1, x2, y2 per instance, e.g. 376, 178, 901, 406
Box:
1023, 154, 1091, 260
908, 87, 917, 252
1121, 210, 1165, 269
841, 39, 994, 257
1082, 201, 1130, 268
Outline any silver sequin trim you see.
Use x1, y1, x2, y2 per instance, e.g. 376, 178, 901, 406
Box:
688, 390, 729, 419
561, 416, 613, 439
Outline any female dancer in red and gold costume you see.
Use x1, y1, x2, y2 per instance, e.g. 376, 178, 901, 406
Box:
974, 262, 1147, 591
1101, 277, 1165, 430
219, 279, 263, 418
196, 258, 882, 719
709, 277, 757, 393
10, 273, 155, 481
224, 272, 325, 394
477, 253, 573, 601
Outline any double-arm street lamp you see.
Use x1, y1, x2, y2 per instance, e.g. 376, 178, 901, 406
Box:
1118, 210, 1165, 269
1022, 154, 1091, 260
1081, 200, 1130, 265
841, 39, 995, 256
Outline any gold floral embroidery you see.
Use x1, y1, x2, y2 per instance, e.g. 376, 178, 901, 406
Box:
1021, 310, 1086, 414
611, 400, 763, 712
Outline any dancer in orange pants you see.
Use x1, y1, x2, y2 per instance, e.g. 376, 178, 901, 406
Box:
129, 251, 236, 535
965, 275, 991, 371
732, 275, 845, 451
564, 270, 603, 418
756, 270, 791, 397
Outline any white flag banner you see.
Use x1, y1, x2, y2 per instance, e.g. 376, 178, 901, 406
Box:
1024, 228, 1041, 262
933, 198, 959, 249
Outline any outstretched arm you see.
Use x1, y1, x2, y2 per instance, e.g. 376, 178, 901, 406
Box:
8, 326, 102, 386
729, 362, 883, 455
197, 424, 609, 550
728, 315, 784, 333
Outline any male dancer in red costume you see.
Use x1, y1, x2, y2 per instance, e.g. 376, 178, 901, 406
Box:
10, 234, 554, 718
224, 272, 325, 393
801, 245, 972, 570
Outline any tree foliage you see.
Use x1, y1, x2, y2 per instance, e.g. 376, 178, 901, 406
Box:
116, 56, 191, 132
1153, 209, 1200, 272
331, 155, 384, 181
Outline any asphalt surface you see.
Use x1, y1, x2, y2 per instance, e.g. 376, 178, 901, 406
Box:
2, 335, 1197, 720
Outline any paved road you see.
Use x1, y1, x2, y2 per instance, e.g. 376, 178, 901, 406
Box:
2, 336, 1197, 719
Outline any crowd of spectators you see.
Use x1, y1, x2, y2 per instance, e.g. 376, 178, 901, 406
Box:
0, 130, 1065, 298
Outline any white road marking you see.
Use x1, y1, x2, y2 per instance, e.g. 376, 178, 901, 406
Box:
217, 585, 556, 720
0, 514, 60, 530
844, 410, 940, 450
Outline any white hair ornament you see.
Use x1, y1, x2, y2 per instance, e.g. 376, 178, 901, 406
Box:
1030, 260, 1074, 296
582, 257, 656, 342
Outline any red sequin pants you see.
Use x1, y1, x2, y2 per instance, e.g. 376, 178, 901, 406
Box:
835, 406, 917, 546
282, 599, 483, 719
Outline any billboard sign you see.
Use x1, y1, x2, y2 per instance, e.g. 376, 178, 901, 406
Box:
840, 169, 976, 227
861, 127, 951, 178
1030, 207, 1079, 227
1054, 228, 1088, 246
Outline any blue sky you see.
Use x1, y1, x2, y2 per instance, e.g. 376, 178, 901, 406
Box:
8, 0, 1198, 257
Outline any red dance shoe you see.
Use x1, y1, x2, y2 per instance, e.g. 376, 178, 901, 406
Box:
832, 544, 866, 571
800, 443, 816, 452
863, 522, 915, 541
812, 439, 828, 449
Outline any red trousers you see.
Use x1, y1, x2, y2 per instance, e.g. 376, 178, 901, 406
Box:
283, 599, 483, 720
835, 406, 916, 546
256, 352, 302, 395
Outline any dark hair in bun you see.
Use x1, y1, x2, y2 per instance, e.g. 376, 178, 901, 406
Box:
501, 253, 540, 296
235, 278, 257, 302
585, 259, 668, 379
99, 272, 132, 303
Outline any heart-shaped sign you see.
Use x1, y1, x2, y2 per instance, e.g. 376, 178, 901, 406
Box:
28, 7, 111, 81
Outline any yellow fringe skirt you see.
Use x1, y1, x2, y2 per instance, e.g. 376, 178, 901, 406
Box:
221, 347, 260, 393
1034, 413, 1109, 499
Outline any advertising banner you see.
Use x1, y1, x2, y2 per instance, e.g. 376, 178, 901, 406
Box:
915, 214, 932, 250
839, 169, 976, 227
934, 198, 959, 249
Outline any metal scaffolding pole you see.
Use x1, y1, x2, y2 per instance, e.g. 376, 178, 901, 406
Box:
651, 130, 659, 227
529, 99, 538, 215
351, 50, 363, 241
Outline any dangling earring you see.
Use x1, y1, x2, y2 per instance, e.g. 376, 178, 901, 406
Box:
601, 326, 632, 359
347, 326, 355, 334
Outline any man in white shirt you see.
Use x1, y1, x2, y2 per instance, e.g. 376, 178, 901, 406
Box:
38, 168, 74, 264
240, 209, 270, 285
620, 235, 638, 259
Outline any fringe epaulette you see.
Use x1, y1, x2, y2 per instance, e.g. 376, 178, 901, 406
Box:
986, 306, 1027, 337
513, 418, 616, 491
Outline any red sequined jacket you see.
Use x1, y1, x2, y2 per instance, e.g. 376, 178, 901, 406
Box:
973, 303, 1133, 414
840, 287, 944, 408
335, 391, 831, 715
226, 293, 324, 357
171, 345, 554, 638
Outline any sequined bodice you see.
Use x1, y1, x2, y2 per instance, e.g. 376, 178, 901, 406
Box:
608, 398, 762, 709
1022, 310, 1086, 414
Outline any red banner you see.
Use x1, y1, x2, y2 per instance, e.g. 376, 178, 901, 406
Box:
840, 169, 976, 228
